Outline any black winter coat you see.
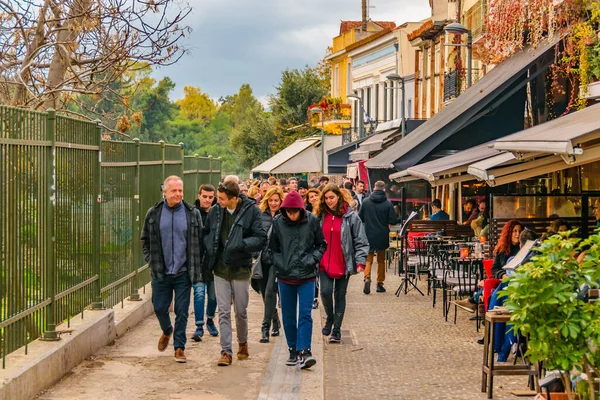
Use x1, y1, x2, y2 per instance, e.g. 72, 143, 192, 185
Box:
203, 195, 267, 278
141, 200, 204, 283
491, 243, 520, 279
358, 190, 400, 251
269, 211, 327, 281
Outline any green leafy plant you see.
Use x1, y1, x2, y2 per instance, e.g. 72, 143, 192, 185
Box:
503, 231, 600, 400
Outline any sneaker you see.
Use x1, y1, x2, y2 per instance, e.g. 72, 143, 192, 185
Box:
174, 348, 186, 363
286, 348, 298, 366
477, 337, 485, 345
363, 278, 371, 295
454, 298, 476, 313
299, 349, 316, 370
376, 283, 386, 293
158, 333, 171, 352
237, 342, 249, 360
312, 299, 319, 309
322, 323, 332, 336
329, 330, 342, 343
206, 318, 219, 337
191, 326, 204, 342
217, 351, 232, 366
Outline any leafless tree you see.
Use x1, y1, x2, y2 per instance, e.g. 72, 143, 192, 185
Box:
0, 0, 191, 111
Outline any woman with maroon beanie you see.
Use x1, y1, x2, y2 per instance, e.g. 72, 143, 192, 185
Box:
269, 191, 327, 369
315, 184, 369, 343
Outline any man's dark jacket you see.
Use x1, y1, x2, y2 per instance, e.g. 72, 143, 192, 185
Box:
141, 199, 204, 283
204, 194, 267, 280
194, 198, 209, 226
269, 211, 327, 280
358, 190, 400, 252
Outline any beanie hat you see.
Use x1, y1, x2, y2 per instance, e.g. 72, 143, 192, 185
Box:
298, 179, 309, 190
280, 191, 306, 210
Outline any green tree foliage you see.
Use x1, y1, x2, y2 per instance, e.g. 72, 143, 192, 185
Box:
268, 65, 327, 151
176, 86, 217, 124
231, 102, 276, 170
130, 77, 178, 143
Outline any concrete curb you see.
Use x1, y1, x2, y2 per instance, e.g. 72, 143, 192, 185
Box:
0, 286, 154, 400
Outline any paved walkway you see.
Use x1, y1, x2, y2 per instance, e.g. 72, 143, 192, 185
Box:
35, 263, 534, 400
320, 265, 531, 399
36, 289, 275, 400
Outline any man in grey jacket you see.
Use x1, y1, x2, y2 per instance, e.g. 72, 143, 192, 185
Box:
141, 176, 203, 363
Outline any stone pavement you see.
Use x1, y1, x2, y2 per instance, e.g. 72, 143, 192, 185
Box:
320, 265, 532, 400
36, 288, 275, 400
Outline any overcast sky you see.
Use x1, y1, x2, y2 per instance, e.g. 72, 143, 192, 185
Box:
152, 0, 431, 102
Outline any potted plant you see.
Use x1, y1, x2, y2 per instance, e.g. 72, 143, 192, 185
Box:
503, 231, 600, 400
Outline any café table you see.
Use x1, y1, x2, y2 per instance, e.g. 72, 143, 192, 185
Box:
481, 311, 539, 399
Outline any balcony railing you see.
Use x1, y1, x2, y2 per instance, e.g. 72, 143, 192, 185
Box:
443, 68, 482, 103
341, 119, 383, 145
308, 104, 352, 127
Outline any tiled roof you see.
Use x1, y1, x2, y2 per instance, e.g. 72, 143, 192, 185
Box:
345, 29, 393, 52
339, 20, 397, 35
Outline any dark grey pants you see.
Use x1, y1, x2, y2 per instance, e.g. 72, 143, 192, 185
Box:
319, 271, 349, 331
259, 264, 280, 330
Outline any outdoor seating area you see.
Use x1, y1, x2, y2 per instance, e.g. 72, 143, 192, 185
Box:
380, 197, 600, 399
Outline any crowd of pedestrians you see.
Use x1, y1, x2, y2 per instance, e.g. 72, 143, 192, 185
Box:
141, 174, 397, 369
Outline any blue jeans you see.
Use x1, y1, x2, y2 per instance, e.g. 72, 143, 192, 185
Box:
278, 281, 315, 352
193, 280, 217, 327
488, 281, 515, 360
151, 272, 191, 350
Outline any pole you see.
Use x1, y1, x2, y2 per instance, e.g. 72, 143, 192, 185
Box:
42, 109, 59, 341
467, 31, 473, 88
401, 77, 406, 137
320, 113, 325, 174
91, 120, 103, 309
129, 138, 142, 301
358, 99, 364, 138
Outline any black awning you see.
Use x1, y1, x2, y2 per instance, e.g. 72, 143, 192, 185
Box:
366, 36, 561, 171
327, 137, 368, 174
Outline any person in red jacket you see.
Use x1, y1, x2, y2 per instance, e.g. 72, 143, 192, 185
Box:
315, 184, 369, 343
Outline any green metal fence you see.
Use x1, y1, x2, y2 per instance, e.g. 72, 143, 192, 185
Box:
0, 106, 221, 367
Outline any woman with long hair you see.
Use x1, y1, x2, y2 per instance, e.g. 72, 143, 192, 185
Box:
490, 220, 523, 279
305, 187, 321, 307
306, 188, 321, 214
256, 186, 285, 343
315, 184, 369, 343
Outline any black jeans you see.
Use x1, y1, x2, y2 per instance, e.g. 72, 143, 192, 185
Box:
259, 264, 279, 329
319, 271, 349, 330
151, 272, 191, 350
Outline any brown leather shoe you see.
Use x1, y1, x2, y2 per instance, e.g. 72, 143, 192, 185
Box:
158, 333, 171, 352
174, 348, 186, 363
237, 342, 249, 360
217, 351, 232, 366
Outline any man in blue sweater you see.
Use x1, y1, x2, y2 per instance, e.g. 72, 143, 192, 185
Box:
429, 199, 449, 220
141, 176, 204, 363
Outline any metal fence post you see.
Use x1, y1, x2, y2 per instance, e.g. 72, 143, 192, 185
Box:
42, 109, 60, 341
179, 142, 184, 179
208, 155, 213, 186
91, 120, 103, 309
129, 138, 142, 301
159, 140, 166, 180
194, 154, 200, 194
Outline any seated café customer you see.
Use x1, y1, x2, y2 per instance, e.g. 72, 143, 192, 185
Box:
488, 228, 538, 362
454, 220, 523, 312
541, 219, 571, 241
463, 199, 478, 225
428, 199, 449, 220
